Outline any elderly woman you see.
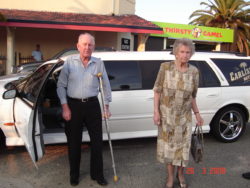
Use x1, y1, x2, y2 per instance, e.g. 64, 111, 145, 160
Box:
153, 38, 203, 188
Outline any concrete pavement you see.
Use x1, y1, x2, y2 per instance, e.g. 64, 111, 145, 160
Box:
0, 125, 250, 188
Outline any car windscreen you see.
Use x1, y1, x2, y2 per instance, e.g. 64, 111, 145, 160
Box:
211, 58, 250, 86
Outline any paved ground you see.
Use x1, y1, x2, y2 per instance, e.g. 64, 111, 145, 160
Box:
0, 125, 250, 188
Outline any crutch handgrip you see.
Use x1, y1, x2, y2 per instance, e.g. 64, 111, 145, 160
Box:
97, 72, 103, 77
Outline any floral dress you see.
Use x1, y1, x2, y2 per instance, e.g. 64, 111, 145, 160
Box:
153, 61, 199, 167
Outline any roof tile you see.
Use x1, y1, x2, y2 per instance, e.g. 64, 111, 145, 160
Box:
0, 9, 160, 30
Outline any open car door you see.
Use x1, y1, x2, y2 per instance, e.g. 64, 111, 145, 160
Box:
10, 63, 56, 166
14, 98, 44, 166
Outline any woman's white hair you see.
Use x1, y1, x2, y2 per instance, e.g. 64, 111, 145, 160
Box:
173, 38, 195, 56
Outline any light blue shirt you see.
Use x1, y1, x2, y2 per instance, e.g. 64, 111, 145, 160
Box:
57, 54, 112, 105
32, 50, 42, 61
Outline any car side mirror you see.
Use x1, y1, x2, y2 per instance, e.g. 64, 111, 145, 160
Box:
3, 89, 17, 99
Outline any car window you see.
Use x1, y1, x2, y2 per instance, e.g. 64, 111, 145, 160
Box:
59, 50, 78, 58
189, 61, 220, 87
51, 49, 78, 59
17, 64, 41, 73
139, 60, 166, 89
16, 64, 53, 103
211, 58, 250, 86
104, 61, 142, 91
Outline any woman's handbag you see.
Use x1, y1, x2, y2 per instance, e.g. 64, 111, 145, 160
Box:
191, 125, 204, 163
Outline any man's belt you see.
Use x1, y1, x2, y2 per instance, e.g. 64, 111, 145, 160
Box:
67, 96, 98, 102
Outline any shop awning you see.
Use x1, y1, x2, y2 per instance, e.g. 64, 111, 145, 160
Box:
0, 9, 163, 34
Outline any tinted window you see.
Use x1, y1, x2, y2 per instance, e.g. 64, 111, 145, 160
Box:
212, 58, 250, 86
104, 61, 142, 91
51, 48, 78, 59
139, 60, 165, 89
60, 50, 78, 58
16, 64, 53, 103
190, 61, 220, 87
17, 64, 41, 73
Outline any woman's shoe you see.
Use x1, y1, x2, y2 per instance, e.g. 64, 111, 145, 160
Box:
165, 179, 174, 188
165, 185, 173, 188
176, 174, 188, 188
242, 172, 250, 179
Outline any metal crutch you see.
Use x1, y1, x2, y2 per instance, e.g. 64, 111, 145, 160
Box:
97, 72, 118, 182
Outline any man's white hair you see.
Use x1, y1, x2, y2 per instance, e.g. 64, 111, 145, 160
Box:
78, 33, 95, 45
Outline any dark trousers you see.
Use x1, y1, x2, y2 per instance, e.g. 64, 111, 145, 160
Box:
65, 97, 103, 180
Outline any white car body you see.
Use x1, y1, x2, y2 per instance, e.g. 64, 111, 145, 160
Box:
0, 51, 249, 163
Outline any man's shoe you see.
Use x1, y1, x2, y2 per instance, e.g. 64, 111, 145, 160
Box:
242, 172, 250, 179
70, 178, 79, 186
91, 177, 108, 186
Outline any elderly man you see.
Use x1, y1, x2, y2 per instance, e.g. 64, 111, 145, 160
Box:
57, 33, 111, 186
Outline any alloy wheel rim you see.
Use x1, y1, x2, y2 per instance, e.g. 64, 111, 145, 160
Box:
219, 110, 243, 140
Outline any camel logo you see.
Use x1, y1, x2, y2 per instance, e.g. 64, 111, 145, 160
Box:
192, 27, 202, 38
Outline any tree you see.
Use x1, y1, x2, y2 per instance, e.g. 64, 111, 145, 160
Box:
189, 0, 250, 55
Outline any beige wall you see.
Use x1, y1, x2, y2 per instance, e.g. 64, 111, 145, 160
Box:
95, 32, 118, 50
116, 32, 133, 51
15, 29, 120, 59
15, 28, 81, 59
0, 0, 135, 15
117, 0, 135, 15
0, 28, 120, 60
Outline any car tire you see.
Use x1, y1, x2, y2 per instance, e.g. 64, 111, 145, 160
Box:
211, 107, 246, 143
0, 129, 6, 151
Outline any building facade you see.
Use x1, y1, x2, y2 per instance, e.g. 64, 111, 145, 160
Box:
0, 0, 162, 74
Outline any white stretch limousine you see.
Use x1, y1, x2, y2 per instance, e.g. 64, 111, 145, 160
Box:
0, 51, 249, 162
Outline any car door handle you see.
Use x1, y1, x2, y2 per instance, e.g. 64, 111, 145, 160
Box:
207, 94, 218, 97
147, 97, 153, 101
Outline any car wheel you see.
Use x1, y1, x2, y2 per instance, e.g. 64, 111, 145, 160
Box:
211, 107, 246, 143
0, 129, 6, 150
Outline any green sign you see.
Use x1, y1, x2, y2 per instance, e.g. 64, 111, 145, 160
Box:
152, 22, 234, 43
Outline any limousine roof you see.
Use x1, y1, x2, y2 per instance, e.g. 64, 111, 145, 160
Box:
91, 51, 250, 61
41, 51, 250, 68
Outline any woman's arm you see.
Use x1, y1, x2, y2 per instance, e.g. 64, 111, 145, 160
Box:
192, 97, 204, 126
153, 91, 161, 126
